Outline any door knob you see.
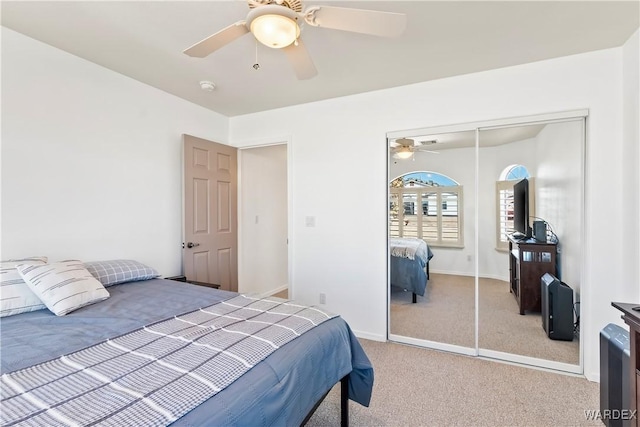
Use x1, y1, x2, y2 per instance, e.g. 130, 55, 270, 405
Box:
186, 242, 200, 248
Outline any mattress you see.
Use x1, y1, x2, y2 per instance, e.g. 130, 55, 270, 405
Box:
0, 278, 374, 426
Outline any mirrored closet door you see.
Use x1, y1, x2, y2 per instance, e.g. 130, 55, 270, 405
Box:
388, 129, 477, 353
477, 119, 584, 370
388, 111, 585, 373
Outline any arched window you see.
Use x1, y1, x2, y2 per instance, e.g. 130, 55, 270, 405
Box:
500, 164, 530, 181
390, 171, 464, 247
496, 165, 533, 249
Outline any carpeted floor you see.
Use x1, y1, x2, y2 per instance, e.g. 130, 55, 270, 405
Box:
307, 339, 599, 427
390, 273, 580, 364
276, 282, 591, 425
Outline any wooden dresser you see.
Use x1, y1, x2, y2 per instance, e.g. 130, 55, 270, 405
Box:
508, 235, 557, 315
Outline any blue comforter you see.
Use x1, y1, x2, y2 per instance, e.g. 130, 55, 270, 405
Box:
0, 278, 374, 426
390, 241, 434, 296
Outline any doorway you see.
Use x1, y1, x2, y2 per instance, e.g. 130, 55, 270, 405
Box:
238, 144, 289, 297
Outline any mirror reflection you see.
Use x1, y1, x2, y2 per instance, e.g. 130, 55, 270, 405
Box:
478, 120, 582, 365
388, 118, 583, 368
389, 130, 476, 349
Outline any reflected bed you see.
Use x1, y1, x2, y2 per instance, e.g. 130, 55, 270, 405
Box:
390, 238, 433, 303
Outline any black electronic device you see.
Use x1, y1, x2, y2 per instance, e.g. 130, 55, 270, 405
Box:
541, 273, 574, 341
513, 178, 531, 239
600, 323, 630, 427
532, 220, 546, 243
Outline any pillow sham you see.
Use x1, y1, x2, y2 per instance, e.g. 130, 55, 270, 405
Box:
84, 259, 160, 287
17, 260, 109, 316
0, 256, 48, 317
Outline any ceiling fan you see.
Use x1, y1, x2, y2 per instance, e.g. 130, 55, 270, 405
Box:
390, 138, 440, 159
183, 0, 407, 80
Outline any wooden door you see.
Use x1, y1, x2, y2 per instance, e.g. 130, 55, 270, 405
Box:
183, 134, 238, 291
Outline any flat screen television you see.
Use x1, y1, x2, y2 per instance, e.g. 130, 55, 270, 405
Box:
513, 178, 531, 238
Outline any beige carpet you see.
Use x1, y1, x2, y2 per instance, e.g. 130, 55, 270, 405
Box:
390, 273, 580, 364
307, 339, 599, 427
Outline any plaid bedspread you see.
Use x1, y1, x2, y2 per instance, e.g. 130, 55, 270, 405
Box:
1, 295, 337, 426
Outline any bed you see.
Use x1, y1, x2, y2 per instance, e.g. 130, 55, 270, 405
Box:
0, 275, 374, 426
390, 237, 433, 303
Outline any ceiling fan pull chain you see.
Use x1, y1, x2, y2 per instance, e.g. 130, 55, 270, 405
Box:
253, 40, 260, 70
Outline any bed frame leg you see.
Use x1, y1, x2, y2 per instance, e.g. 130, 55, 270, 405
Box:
341, 376, 349, 427
412, 293, 417, 304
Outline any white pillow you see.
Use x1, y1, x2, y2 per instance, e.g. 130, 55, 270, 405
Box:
0, 256, 48, 317
17, 260, 110, 316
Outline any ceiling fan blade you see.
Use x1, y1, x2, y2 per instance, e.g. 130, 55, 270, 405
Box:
184, 21, 249, 58
309, 6, 406, 37
282, 39, 318, 80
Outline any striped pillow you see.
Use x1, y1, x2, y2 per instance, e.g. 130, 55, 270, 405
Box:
0, 256, 48, 317
84, 259, 160, 287
17, 260, 110, 316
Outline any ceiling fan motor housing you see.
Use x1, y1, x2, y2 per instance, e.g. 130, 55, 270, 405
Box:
248, 0, 303, 12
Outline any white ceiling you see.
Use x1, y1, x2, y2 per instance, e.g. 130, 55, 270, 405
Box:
2, 1, 638, 117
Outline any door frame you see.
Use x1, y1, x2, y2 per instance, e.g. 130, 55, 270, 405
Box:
236, 135, 293, 298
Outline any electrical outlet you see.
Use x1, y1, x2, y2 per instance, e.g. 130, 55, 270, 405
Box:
305, 216, 316, 227
319, 293, 326, 304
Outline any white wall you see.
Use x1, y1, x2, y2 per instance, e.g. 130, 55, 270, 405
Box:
230, 47, 632, 380
535, 120, 584, 294
238, 144, 288, 296
622, 29, 640, 302
1, 28, 228, 276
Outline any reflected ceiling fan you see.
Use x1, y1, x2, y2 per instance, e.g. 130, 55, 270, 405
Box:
390, 138, 440, 159
183, 0, 407, 79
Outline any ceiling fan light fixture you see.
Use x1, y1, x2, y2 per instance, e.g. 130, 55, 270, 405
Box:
247, 6, 300, 49
393, 147, 413, 159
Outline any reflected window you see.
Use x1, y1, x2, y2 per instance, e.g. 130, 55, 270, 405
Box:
501, 164, 530, 181
390, 172, 464, 247
496, 165, 533, 250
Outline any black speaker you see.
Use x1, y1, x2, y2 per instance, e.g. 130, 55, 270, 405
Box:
541, 273, 574, 341
533, 220, 546, 242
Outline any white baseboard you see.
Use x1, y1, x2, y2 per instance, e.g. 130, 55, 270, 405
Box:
259, 284, 288, 298
429, 269, 474, 277
429, 269, 509, 282
585, 371, 599, 383
480, 273, 510, 282
351, 329, 386, 342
